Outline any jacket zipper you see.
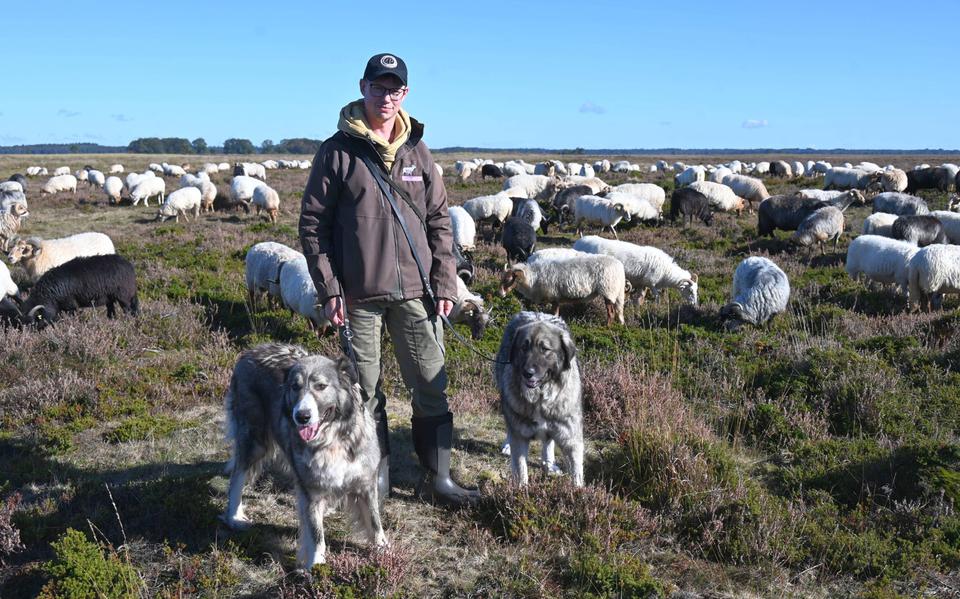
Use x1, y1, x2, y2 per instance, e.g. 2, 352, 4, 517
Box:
361, 138, 410, 300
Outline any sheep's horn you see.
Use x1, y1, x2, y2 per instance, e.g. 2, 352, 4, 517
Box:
27, 305, 44, 319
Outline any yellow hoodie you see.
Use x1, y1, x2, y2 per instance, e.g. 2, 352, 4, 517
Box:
337, 100, 411, 170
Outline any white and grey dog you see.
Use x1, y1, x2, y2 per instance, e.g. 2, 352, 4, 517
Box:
494, 311, 584, 486
220, 343, 387, 568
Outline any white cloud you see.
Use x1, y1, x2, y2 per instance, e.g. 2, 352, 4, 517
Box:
742, 119, 769, 129
579, 101, 606, 115
57, 109, 81, 118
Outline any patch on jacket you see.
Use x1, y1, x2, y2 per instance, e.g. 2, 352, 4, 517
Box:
401, 164, 423, 182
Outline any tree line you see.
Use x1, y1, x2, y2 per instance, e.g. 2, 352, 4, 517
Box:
125, 138, 323, 155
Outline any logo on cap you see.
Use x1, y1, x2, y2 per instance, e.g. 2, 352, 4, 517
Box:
380, 55, 397, 68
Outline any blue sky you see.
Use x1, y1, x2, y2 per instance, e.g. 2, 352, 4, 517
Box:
3, 0, 957, 149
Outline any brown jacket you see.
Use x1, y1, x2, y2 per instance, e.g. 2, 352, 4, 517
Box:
298, 118, 457, 305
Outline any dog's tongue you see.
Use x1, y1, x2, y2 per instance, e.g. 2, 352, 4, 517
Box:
298, 423, 319, 442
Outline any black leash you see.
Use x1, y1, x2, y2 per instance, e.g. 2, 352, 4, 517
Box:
358, 153, 507, 365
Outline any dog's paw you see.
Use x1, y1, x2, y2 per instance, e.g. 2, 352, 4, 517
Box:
545, 462, 563, 476
219, 513, 252, 531
500, 442, 511, 456
373, 532, 389, 548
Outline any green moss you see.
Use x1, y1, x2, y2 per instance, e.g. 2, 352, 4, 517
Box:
39, 528, 140, 599
101, 414, 185, 444
568, 549, 666, 598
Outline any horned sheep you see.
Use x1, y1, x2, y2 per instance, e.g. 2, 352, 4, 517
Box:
449, 276, 490, 340
719, 257, 790, 329
7, 232, 116, 281
499, 252, 626, 325
573, 236, 698, 305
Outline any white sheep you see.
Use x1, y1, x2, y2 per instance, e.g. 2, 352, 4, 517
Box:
252, 184, 281, 222
245, 241, 302, 309
502, 174, 561, 201
793, 206, 845, 255
573, 236, 698, 305
930, 211, 960, 244
824, 167, 872, 190
720, 257, 790, 328
130, 177, 166, 207
148, 163, 164, 174
563, 176, 611, 195
462, 193, 513, 227
752, 162, 770, 176
710, 167, 733, 183
200, 163, 220, 175
0, 260, 17, 299
879, 168, 908, 193
873, 192, 929, 216
41, 174, 78, 195
103, 176, 124, 204
573, 195, 631, 239
157, 187, 202, 222
125, 170, 155, 191
260, 160, 279, 170
86, 170, 106, 189
845, 235, 917, 293
180, 172, 209, 188
604, 192, 660, 223
862, 212, 898, 237
792, 161, 805, 177
798, 189, 846, 201
527, 248, 586, 263
448, 206, 476, 251
53, 166, 71, 177
6, 232, 116, 281
199, 181, 218, 213
675, 165, 706, 187
499, 252, 626, 325
516, 198, 544, 231
109, 164, 124, 174
721, 174, 769, 207
162, 163, 187, 177
611, 183, 666, 211
689, 181, 747, 214
217, 162, 231, 171
230, 176, 262, 207
280, 254, 330, 333
579, 164, 595, 178
0, 212, 25, 251
908, 245, 960, 310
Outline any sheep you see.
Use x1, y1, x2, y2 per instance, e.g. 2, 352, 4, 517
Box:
103, 176, 124, 204
449, 276, 490, 340
481, 164, 504, 179
906, 167, 952, 193
0, 261, 17, 299
567, 163, 582, 178
891, 215, 947, 247
41, 174, 78, 195
130, 177, 166, 207
499, 253, 626, 325
501, 216, 537, 262
0, 190, 28, 215
229, 175, 261, 209
607, 192, 660, 223
573, 195, 631, 239
200, 163, 220, 175
792, 161, 805, 177
503, 174, 561, 201
846, 235, 919, 295
878, 168, 908, 193
86, 169, 106, 189
463, 193, 514, 230
798, 189, 847, 201
594, 159, 611, 173
7, 232, 116, 281
856, 162, 882, 173
156, 187, 202, 223
611, 183, 666, 212
180, 172, 209, 188
148, 163, 164, 174
689, 181, 747, 214
217, 162, 230, 171
245, 241, 302, 310
252, 184, 281, 223
198, 181, 218, 213
929, 211, 960, 244
260, 160, 279, 170
109, 164, 124, 174
514, 198, 545, 232
908, 245, 960, 310
562, 176, 610, 196
872, 192, 929, 216
824, 167, 873, 191
710, 167, 733, 183
579, 164, 595, 178
862, 212, 899, 237
793, 206, 845, 255
19, 254, 138, 327
752, 162, 770, 176
0, 213, 24, 251
573, 236, 698, 306
124, 171, 152, 192
552, 184, 595, 224
448, 206, 476, 251
670, 188, 713, 226
721, 174, 770, 207
53, 166, 71, 177
770, 161, 793, 178
162, 163, 188, 177
279, 254, 330, 334
757, 190, 862, 237
719, 257, 790, 330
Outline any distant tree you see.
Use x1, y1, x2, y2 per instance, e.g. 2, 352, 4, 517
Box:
161, 138, 194, 154
277, 138, 322, 155
127, 137, 164, 153
192, 137, 208, 154
223, 138, 256, 154
260, 139, 275, 154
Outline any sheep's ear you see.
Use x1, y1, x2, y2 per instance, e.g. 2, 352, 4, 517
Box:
29, 242, 41, 257
691, 273, 698, 283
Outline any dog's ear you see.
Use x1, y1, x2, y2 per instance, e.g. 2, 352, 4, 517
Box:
559, 328, 577, 370
336, 355, 359, 389
507, 327, 525, 365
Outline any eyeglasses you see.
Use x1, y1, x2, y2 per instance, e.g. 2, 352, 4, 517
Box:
367, 83, 406, 100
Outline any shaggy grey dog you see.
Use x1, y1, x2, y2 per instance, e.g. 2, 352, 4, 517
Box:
220, 343, 386, 569
494, 312, 584, 486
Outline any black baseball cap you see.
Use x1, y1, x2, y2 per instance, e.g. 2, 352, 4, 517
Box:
363, 53, 408, 86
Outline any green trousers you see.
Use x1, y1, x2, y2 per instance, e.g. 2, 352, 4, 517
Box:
343, 297, 449, 418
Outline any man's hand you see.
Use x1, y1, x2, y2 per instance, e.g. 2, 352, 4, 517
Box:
437, 299, 453, 318
324, 296, 345, 327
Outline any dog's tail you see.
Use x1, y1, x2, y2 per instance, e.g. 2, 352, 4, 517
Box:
223, 386, 237, 476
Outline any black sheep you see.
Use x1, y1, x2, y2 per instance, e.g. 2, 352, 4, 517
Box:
452, 241, 475, 285
955, 170, 960, 194
769, 161, 791, 177
501, 216, 536, 262
756, 193, 828, 237
22, 254, 139, 328
906, 167, 952, 193
552, 184, 595, 227
481, 164, 503, 179
891, 215, 947, 247
670, 188, 713, 226
213, 194, 252, 214
0, 296, 22, 328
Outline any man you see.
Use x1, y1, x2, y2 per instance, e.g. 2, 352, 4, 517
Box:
299, 53, 478, 505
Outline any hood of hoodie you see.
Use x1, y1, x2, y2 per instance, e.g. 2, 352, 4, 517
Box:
337, 100, 411, 169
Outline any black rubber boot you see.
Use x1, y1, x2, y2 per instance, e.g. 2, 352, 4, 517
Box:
374, 408, 390, 502
411, 412, 480, 506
